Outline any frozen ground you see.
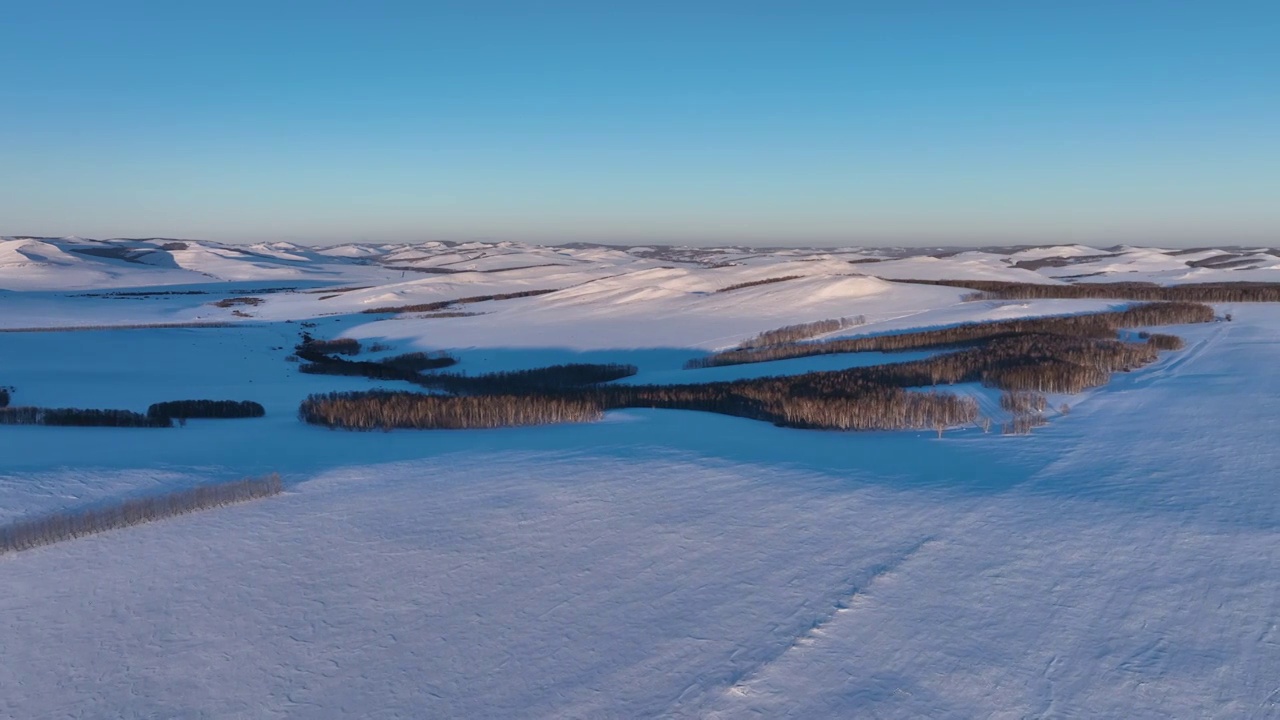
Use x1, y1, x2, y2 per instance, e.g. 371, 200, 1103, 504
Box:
1, 239, 1278, 718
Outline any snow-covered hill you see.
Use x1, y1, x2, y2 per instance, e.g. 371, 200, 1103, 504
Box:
3, 236, 1278, 293
2, 237, 1279, 718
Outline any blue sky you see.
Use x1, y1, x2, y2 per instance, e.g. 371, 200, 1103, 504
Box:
2, 1, 1276, 246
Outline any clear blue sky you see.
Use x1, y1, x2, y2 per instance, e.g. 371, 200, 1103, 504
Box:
2, 1, 1277, 246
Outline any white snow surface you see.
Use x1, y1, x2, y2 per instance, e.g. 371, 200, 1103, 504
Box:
1, 238, 1279, 718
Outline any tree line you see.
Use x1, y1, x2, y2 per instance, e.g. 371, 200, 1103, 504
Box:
147, 400, 265, 420
0, 407, 173, 427
297, 336, 362, 356
361, 288, 559, 315
300, 383, 979, 433
688, 302, 1213, 368
715, 275, 803, 293
212, 296, 264, 308
411, 363, 639, 394
301, 392, 605, 430
691, 316, 869, 365
895, 279, 1280, 303
0, 474, 283, 554
0, 322, 233, 334
298, 350, 460, 380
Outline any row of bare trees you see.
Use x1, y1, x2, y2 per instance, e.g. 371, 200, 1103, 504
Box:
688, 302, 1213, 367
299, 385, 979, 433
684, 316, 869, 368
294, 332, 460, 381
413, 363, 638, 394
297, 336, 362, 356
0, 407, 172, 427
147, 400, 265, 420
0, 474, 283, 554
715, 275, 803, 293
301, 392, 604, 429
361, 288, 559, 315
298, 351, 460, 380
899, 279, 1280, 303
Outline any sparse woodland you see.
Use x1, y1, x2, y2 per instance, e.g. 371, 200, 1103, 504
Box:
0, 474, 283, 554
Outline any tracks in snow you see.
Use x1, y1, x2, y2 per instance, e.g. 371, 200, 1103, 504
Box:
673, 535, 942, 715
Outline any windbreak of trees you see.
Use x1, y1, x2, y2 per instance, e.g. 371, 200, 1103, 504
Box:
0, 407, 172, 427
731, 316, 867, 350
379, 352, 461, 373
213, 296, 264, 308
147, 400, 265, 420
294, 332, 460, 381
301, 391, 604, 429
0, 322, 233, 333
0, 474, 283, 554
687, 302, 1213, 368
413, 363, 639, 394
896, 279, 1280, 303
361, 288, 559, 315
0, 407, 36, 424
298, 337, 362, 357
293, 331, 635, 391
300, 386, 979, 432
715, 275, 803, 293
298, 351, 460, 381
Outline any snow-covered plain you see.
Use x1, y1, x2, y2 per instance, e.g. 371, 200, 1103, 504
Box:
1, 237, 1278, 718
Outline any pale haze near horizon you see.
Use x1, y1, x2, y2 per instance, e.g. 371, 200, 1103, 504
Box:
2, 2, 1277, 248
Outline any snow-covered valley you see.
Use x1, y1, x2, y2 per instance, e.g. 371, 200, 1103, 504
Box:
1, 237, 1278, 718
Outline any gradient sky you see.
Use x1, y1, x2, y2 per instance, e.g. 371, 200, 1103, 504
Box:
2, 1, 1277, 246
